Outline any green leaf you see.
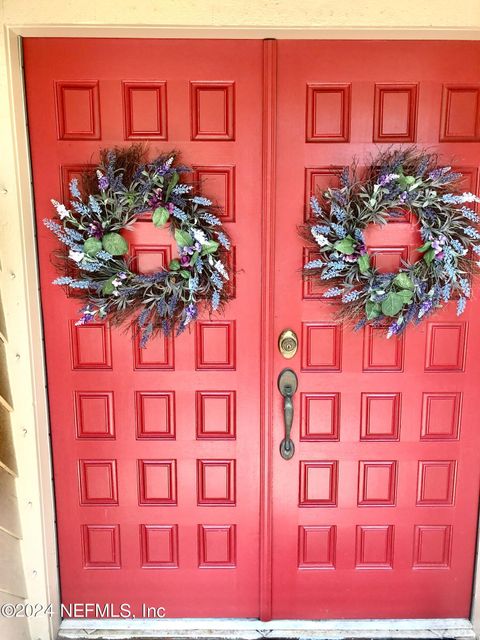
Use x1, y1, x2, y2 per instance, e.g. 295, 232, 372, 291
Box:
417, 241, 431, 253
366, 300, 381, 320
334, 238, 355, 255
357, 253, 370, 275
423, 249, 436, 266
397, 173, 415, 188
165, 171, 179, 201
393, 272, 414, 290
83, 237, 102, 257
175, 229, 193, 247
381, 292, 405, 317
152, 207, 170, 228
169, 259, 180, 271
190, 251, 199, 266
179, 270, 191, 279
102, 232, 128, 256
397, 289, 414, 303
102, 277, 115, 295
201, 240, 220, 255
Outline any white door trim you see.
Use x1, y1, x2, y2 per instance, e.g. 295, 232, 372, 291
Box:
57, 617, 476, 640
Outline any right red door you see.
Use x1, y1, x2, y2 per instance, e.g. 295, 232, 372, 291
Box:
272, 41, 480, 618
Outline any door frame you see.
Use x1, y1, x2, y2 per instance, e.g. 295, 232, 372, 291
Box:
3, 23, 480, 639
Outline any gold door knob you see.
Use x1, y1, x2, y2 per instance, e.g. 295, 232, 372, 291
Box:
278, 329, 298, 359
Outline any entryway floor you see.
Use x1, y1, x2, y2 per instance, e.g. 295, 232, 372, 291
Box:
57, 618, 476, 640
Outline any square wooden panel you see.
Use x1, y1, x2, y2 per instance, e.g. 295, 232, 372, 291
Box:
304, 167, 344, 221
138, 460, 177, 506
81, 524, 121, 569
417, 460, 457, 506
355, 525, 394, 569
373, 83, 418, 142
122, 81, 167, 140
196, 391, 236, 439
55, 81, 100, 140
74, 391, 115, 439
300, 393, 340, 441
60, 163, 94, 203
301, 323, 342, 372
306, 83, 351, 142
190, 82, 235, 141
70, 321, 112, 370
362, 324, 404, 372
440, 85, 480, 141
193, 166, 235, 222
133, 330, 174, 370
360, 392, 401, 441
420, 392, 462, 440
195, 321, 236, 370
358, 461, 397, 507
135, 391, 175, 440
198, 524, 236, 568
425, 322, 468, 372
413, 525, 452, 569
298, 525, 336, 569
299, 461, 338, 507
79, 460, 118, 506
130, 245, 172, 274
140, 524, 178, 568
197, 459, 236, 506
370, 246, 409, 273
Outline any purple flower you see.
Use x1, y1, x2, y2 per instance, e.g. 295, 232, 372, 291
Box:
99, 176, 109, 190
148, 188, 163, 209
378, 173, 399, 187
185, 303, 198, 322
75, 305, 95, 326
180, 255, 190, 266
387, 321, 401, 338
428, 168, 442, 181
418, 299, 433, 319
89, 222, 103, 239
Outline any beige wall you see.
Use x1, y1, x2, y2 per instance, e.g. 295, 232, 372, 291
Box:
1, 0, 480, 31
1, 2, 480, 640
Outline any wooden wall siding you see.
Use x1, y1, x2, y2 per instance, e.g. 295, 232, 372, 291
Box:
0, 339, 13, 410
0, 593, 30, 640
0, 405, 17, 476
0, 294, 28, 640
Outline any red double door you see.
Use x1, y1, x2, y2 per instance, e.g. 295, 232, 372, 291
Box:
25, 39, 480, 620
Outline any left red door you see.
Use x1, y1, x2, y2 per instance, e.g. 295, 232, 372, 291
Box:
24, 38, 264, 617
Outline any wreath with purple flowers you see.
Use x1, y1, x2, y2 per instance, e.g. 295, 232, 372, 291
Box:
303, 148, 480, 337
44, 145, 231, 346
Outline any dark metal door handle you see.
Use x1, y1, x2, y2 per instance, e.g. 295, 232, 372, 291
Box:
278, 368, 298, 460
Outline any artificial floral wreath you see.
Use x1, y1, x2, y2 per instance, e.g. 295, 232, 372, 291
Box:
303, 148, 480, 337
44, 145, 231, 345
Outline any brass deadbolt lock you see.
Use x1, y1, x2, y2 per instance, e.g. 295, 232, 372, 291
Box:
278, 329, 298, 359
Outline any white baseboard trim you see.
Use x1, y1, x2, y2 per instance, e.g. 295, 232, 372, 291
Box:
57, 617, 476, 639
